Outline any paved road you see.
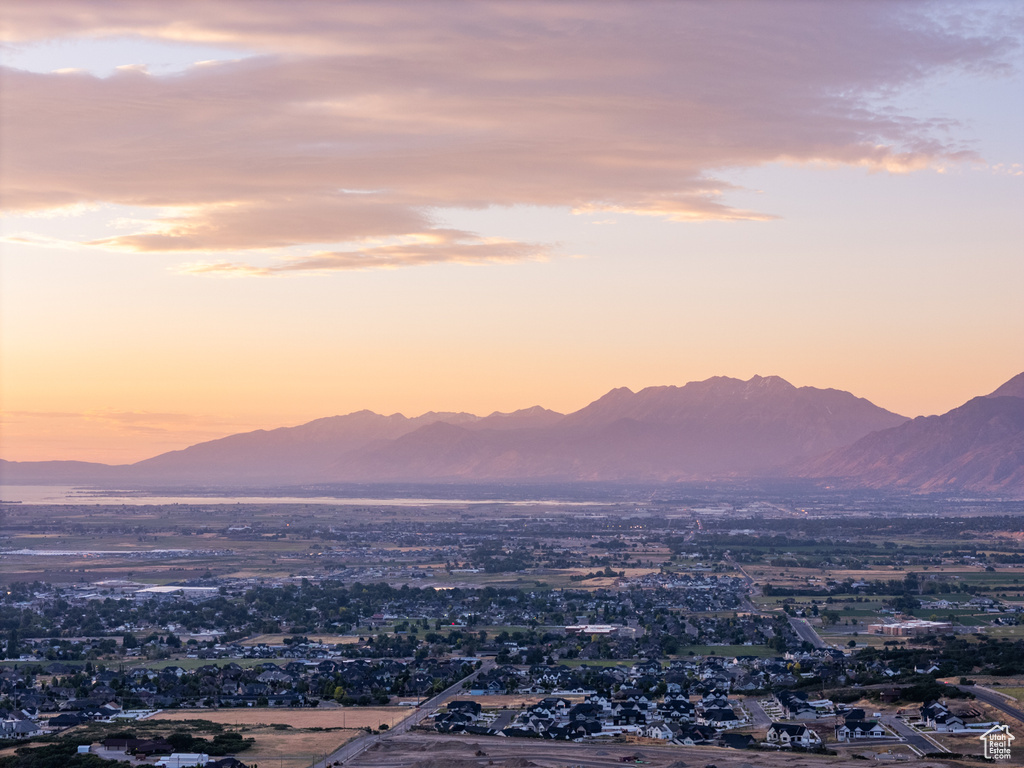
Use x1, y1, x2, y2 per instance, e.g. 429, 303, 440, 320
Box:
490, 710, 515, 731
311, 660, 495, 768
788, 616, 828, 649
880, 714, 946, 755
959, 685, 1024, 725
744, 698, 772, 728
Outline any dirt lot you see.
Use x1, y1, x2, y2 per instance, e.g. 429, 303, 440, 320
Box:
146, 709, 410, 768
838, 744, 920, 760
456, 694, 586, 709
1, 716, 371, 768
351, 732, 969, 768
926, 731, 988, 758
238, 725, 361, 768
151, 706, 412, 729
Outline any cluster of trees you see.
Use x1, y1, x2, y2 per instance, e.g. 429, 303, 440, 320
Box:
0, 743, 131, 768
859, 635, 1024, 676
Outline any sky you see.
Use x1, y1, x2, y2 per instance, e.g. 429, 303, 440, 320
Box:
1, 0, 1022, 464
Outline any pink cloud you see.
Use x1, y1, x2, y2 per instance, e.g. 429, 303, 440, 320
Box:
1, 1, 1017, 272
179, 229, 553, 274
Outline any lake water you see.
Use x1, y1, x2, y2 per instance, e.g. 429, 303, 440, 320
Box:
0, 485, 602, 506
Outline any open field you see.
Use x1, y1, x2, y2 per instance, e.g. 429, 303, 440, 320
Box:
151, 706, 413, 730
235, 725, 359, 768
819, 632, 892, 649
838, 743, 920, 760
926, 731, 987, 758
240, 633, 361, 646
0, 716, 360, 768
349, 731, 970, 768
985, 686, 1024, 703
983, 625, 1024, 639
453, 694, 586, 709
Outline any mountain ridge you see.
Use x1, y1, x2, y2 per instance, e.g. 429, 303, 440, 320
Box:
797, 384, 1024, 495
1, 373, 907, 486
3, 372, 1022, 495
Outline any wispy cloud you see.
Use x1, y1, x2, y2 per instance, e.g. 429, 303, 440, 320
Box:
2, 1, 1018, 273
0, 409, 259, 462
178, 229, 553, 274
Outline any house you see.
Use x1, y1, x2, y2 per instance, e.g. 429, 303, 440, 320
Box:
699, 707, 739, 728
718, 733, 756, 749
0, 718, 41, 739
644, 721, 682, 740
568, 702, 602, 721
765, 722, 822, 748
932, 712, 966, 732
611, 702, 647, 726
775, 690, 817, 720
674, 724, 718, 745
447, 700, 482, 720
539, 697, 571, 712
657, 700, 695, 722
920, 701, 965, 731
836, 720, 885, 741
46, 712, 89, 729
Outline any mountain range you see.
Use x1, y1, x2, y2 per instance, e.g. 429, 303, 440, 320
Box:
2, 372, 1022, 495
796, 372, 1024, 494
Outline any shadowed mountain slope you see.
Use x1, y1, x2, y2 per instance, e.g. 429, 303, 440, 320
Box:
798, 372, 1024, 495
326, 375, 907, 482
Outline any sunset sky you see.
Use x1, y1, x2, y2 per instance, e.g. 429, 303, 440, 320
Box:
1, 1, 1022, 464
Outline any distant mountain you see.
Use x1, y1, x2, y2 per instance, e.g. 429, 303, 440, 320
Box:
0, 459, 124, 485
0, 374, 912, 487
330, 375, 907, 482
988, 371, 1024, 400
799, 372, 1024, 495
468, 406, 564, 431
129, 409, 497, 484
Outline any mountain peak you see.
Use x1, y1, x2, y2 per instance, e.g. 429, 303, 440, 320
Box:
747, 374, 795, 389
988, 372, 1024, 400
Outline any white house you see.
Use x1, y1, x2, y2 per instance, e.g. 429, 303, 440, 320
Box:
765, 723, 821, 748
836, 721, 886, 741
